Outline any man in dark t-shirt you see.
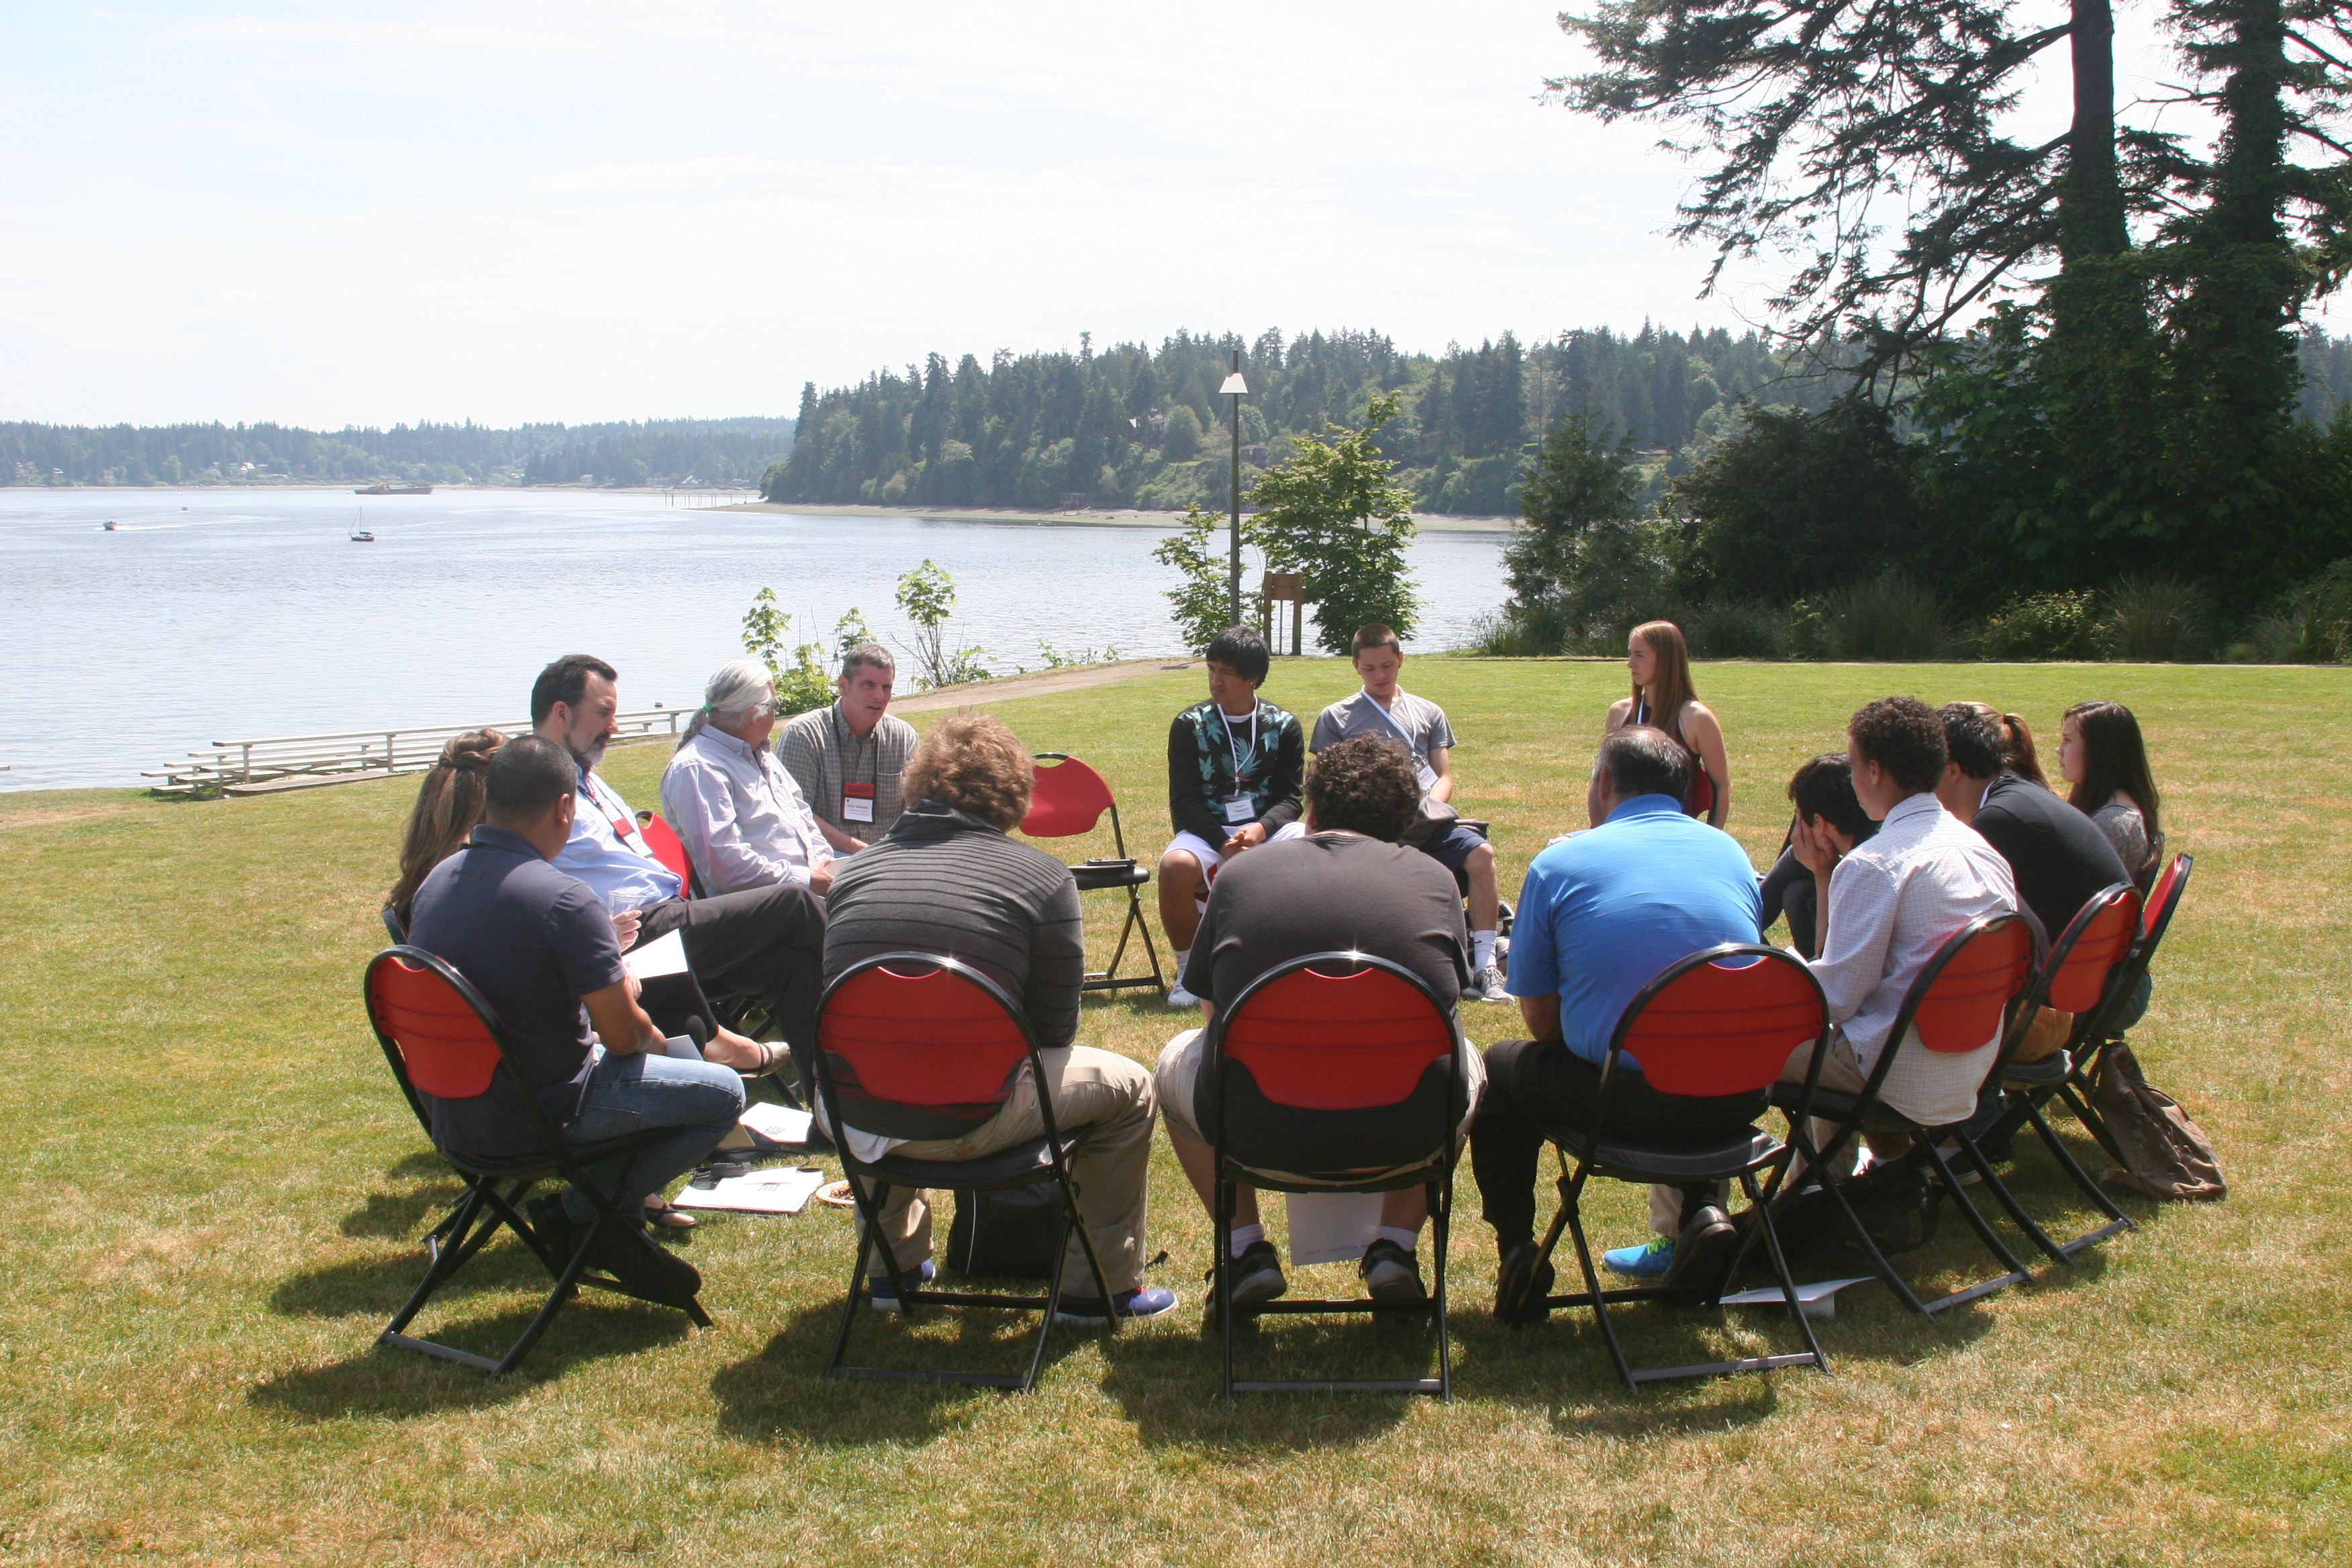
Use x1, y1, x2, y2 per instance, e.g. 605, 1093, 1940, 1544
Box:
405, 736, 744, 1293
1153, 737, 1484, 1314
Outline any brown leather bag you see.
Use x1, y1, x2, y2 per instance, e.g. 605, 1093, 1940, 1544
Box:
2092, 1044, 2227, 1201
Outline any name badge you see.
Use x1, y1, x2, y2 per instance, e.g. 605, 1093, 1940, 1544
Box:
842, 781, 876, 823
1222, 795, 1254, 825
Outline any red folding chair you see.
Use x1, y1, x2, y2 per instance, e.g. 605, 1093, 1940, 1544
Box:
1206, 952, 1465, 1399
635, 810, 703, 896
1773, 912, 2043, 1316
1516, 945, 1832, 1388
633, 809, 783, 1061
812, 952, 1119, 1393
2000, 854, 2192, 1251
1020, 752, 1165, 994
364, 946, 711, 1375
1962, 883, 2143, 1262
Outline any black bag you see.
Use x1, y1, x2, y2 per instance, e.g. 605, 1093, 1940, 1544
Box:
945, 1185, 1066, 1279
1775, 1151, 1945, 1260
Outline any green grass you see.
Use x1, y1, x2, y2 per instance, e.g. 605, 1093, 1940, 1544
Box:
3, 658, 2346, 1566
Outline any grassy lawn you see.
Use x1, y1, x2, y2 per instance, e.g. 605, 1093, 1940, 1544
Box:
2, 657, 2345, 1565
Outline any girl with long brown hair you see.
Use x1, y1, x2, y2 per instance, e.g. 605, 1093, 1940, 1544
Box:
386, 729, 506, 928
1604, 620, 1732, 826
2059, 700, 2165, 881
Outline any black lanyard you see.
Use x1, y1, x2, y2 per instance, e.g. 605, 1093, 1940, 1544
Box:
828, 703, 880, 793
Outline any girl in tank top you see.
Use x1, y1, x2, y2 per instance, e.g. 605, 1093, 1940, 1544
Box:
1602, 620, 1731, 826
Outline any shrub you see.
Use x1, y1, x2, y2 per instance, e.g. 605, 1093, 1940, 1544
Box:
1824, 573, 1946, 660
2105, 576, 2210, 661
1980, 590, 2106, 660
1683, 599, 1785, 660
2234, 558, 2352, 663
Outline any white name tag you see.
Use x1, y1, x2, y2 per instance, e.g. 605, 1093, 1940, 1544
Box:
842, 781, 876, 823
1223, 796, 1254, 824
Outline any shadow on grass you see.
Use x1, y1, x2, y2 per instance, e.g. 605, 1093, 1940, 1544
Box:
270, 1232, 562, 1318
1095, 1312, 1423, 1450
248, 1300, 691, 1420
710, 1291, 1093, 1445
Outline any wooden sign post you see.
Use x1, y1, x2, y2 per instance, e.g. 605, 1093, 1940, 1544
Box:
1261, 571, 1305, 656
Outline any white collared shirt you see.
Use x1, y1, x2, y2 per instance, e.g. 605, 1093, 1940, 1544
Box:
1808, 792, 2019, 1125
659, 725, 831, 895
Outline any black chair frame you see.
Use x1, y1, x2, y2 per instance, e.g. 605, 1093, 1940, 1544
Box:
1522, 944, 1833, 1389
365, 946, 712, 1377
812, 952, 1120, 1394
1032, 752, 1166, 995
1206, 951, 1465, 1401
1773, 912, 2048, 1318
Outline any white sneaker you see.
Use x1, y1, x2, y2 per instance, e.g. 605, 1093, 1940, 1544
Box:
1466, 963, 1508, 1003
1167, 982, 1201, 1008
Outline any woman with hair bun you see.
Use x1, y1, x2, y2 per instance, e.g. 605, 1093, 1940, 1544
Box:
2060, 700, 2165, 882
1604, 620, 1731, 826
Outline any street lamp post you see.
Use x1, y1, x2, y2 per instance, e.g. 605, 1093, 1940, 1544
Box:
1219, 350, 1249, 628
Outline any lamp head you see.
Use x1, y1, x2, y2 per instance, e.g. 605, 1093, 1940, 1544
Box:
1218, 373, 1249, 397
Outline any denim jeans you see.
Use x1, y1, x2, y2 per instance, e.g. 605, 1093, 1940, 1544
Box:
560, 1042, 746, 1224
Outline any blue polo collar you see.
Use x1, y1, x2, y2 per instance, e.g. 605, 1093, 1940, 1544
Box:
1604, 793, 1686, 824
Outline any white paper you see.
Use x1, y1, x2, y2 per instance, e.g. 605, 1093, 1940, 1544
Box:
1718, 1277, 1869, 1320
673, 1166, 829, 1214
623, 930, 691, 980
739, 1101, 814, 1145
1283, 1191, 1385, 1267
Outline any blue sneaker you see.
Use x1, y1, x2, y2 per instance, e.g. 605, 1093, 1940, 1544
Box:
866, 1258, 936, 1311
1057, 1286, 1179, 1324
1603, 1236, 1676, 1279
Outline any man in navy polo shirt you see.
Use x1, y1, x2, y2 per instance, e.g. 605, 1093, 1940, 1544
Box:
1471, 726, 1765, 1320
406, 734, 745, 1302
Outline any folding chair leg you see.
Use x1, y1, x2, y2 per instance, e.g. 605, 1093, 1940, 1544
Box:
2022, 1098, 2137, 1255
1953, 1134, 2075, 1266
1916, 1143, 2032, 1312
1215, 1177, 1238, 1402
1428, 1174, 1453, 1403
381, 1185, 491, 1343
1739, 1170, 1829, 1376
1812, 1171, 1932, 1317
1560, 1195, 1636, 1393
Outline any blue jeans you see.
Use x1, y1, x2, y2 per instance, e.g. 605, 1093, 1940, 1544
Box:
560, 1042, 745, 1224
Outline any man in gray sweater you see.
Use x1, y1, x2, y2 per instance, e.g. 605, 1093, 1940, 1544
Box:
820, 712, 1175, 1322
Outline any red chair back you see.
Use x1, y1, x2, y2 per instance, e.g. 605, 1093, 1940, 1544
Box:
367, 950, 503, 1099
637, 812, 695, 890
2141, 852, 2192, 945
1909, 916, 2038, 1054
2043, 885, 2141, 1014
818, 959, 1034, 1112
1612, 947, 1826, 1097
1022, 753, 1116, 839
1218, 959, 1455, 1111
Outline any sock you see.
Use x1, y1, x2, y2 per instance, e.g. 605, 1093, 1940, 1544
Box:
1373, 1225, 1419, 1253
1228, 1222, 1265, 1257
1472, 929, 1497, 973
1171, 948, 1191, 985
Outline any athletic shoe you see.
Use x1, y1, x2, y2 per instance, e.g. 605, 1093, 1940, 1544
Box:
1359, 1238, 1427, 1303
1057, 1286, 1180, 1323
1603, 1234, 1677, 1279
865, 1258, 936, 1312
1167, 982, 1202, 1009
1226, 1239, 1287, 1306
1658, 1204, 1741, 1293
1493, 1241, 1555, 1324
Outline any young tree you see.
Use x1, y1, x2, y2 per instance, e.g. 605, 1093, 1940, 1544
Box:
1152, 502, 1254, 652
739, 587, 835, 715
1506, 408, 1643, 606
1251, 393, 1420, 653
893, 559, 990, 689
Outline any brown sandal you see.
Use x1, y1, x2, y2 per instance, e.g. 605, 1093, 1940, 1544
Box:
644, 1197, 699, 1232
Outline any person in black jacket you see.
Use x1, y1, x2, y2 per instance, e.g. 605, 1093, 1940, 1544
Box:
1156, 626, 1306, 1008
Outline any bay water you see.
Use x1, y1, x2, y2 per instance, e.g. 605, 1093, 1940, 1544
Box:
0, 487, 1508, 791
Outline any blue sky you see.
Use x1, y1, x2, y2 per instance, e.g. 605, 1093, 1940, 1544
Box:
1, 1, 2257, 428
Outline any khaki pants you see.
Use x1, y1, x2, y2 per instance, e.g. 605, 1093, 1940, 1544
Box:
854, 1046, 1157, 1297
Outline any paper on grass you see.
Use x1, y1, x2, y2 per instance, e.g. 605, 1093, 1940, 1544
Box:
673, 1166, 830, 1214
1284, 1191, 1385, 1267
1717, 1277, 1870, 1320
623, 930, 691, 980
739, 1101, 814, 1145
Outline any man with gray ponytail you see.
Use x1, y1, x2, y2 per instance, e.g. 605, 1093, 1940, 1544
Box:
661, 658, 836, 897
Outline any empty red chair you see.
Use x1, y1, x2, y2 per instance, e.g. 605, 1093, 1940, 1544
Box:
1775, 912, 2043, 1316
1020, 752, 1165, 994
1517, 944, 1832, 1389
364, 946, 711, 1376
1205, 952, 1467, 1399
812, 952, 1118, 1393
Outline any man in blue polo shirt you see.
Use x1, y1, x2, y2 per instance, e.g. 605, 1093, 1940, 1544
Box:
1471, 726, 1765, 1320
407, 734, 746, 1304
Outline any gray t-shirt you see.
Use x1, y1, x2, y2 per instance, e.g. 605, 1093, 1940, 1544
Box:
1310, 689, 1456, 792
1181, 831, 1469, 1013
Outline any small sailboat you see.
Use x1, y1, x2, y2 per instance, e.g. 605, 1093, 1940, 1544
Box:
101, 520, 117, 531
349, 507, 375, 542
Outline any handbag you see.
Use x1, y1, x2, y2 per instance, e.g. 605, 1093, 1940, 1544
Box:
2090, 1043, 2227, 1201
1400, 794, 1460, 848
945, 1184, 1066, 1279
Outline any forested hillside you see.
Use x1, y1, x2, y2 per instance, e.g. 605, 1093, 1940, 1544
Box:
767, 326, 2352, 516
3, 416, 794, 488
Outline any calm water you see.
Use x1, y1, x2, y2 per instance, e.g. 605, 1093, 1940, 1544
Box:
0, 488, 1508, 790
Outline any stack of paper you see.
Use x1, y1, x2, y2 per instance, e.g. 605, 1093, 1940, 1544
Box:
1717, 1277, 1869, 1319
673, 1166, 830, 1214
739, 1101, 814, 1146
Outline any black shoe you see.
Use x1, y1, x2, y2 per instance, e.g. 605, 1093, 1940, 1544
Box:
1658, 1204, 1740, 1295
1359, 1238, 1427, 1304
1202, 1240, 1287, 1328
524, 1193, 586, 1265
594, 1222, 704, 1308
1493, 1241, 1555, 1324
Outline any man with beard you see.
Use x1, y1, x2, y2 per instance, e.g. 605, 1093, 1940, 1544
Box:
531, 654, 828, 1084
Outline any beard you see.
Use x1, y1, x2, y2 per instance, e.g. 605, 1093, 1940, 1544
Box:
569, 734, 607, 771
